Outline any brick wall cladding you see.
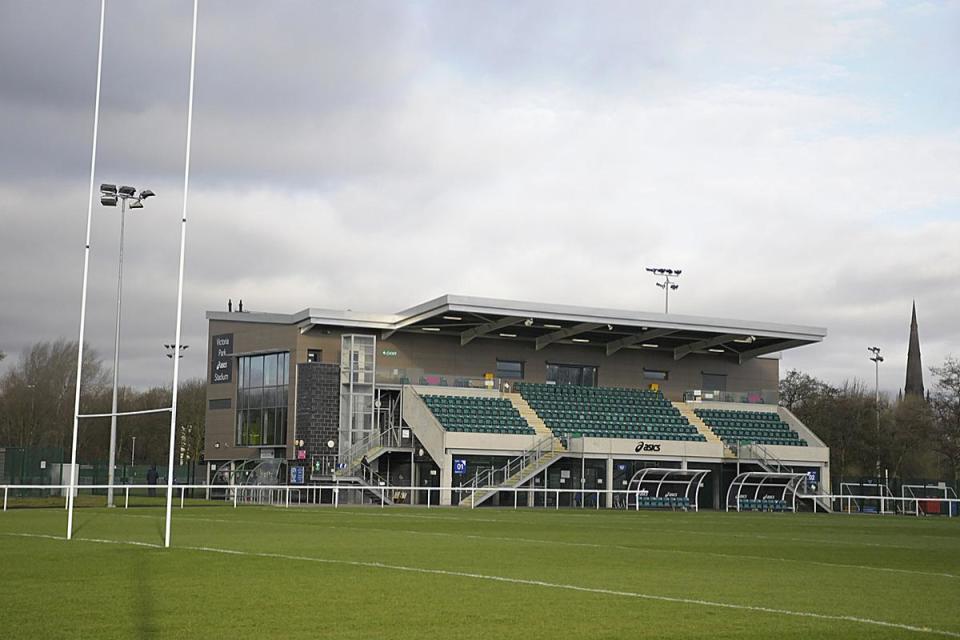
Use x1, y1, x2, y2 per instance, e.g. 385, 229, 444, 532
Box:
295, 363, 340, 459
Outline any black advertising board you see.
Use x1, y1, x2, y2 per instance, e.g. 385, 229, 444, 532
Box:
210, 333, 233, 384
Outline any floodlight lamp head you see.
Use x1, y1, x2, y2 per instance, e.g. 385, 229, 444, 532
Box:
129, 199, 144, 209
100, 183, 117, 195
100, 195, 117, 206
675, 270, 682, 275
666, 269, 673, 275
118, 185, 136, 197
139, 189, 155, 199
645, 267, 656, 274
670, 284, 679, 290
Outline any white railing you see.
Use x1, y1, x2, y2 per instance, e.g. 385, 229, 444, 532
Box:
3, 484, 956, 516
337, 425, 405, 473
467, 435, 559, 493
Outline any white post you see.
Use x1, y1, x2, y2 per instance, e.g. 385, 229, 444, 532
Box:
124, 486, 129, 509
106, 196, 127, 509
3, 487, 7, 511
334, 487, 339, 508
286, 487, 290, 508
163, 0, 198, 550
180, 486, 185, 509
67, 0, 105, 542
555, 489, 559, 510
471, 489, 475, 509
514, 489, 517, 510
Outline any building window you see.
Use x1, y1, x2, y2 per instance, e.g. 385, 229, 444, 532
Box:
496, 360, 524, 380
546, 363, 598, 387
236, 352, 290, 446
702, 372, 727, 391
307, 349, 322, 363
643, 369, 668, 381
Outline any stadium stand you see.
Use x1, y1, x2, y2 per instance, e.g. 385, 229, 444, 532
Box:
694, 408, 808, 447
421, 395, 536, 435
515, 382, 707, 442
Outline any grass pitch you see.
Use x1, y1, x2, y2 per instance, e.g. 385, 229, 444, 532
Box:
1, 504, 958, 639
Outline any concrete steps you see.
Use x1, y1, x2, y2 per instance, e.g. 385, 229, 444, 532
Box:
673, 402, 733, 456
506, 392, 554, 439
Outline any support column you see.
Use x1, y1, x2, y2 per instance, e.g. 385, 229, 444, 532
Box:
605, 457, 614, 508
440, 454, 452, 506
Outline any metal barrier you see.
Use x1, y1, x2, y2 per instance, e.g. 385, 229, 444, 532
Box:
3, 484, 957, 516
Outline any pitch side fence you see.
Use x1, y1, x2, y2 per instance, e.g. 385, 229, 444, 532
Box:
2, 484, 958, 517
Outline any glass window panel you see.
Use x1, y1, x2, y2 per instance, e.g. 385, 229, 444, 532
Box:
236, 411, 246, 445
263, 408, 274, 444
280, 352, 289, 385
249, 356, 263, 387
248, 409, 262, 445
278, 407, 287, 444
264, 353, 277, 387
496, 360, 524, 380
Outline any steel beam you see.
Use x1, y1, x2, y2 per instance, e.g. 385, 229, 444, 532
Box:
605, 328, 677, 356
673, 334, 740, 360
460, 316, 523, 346
535, 323, 603, 351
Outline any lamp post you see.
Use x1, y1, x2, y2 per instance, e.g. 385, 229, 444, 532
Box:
100, 184, 155, 507
646, 267, 682, 313
868, 346, 884, 478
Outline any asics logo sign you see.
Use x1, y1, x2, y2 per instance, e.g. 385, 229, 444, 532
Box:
635, 441, 662, 453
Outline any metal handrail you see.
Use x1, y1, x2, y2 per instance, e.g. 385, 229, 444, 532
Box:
468, 435, 558, 492
744, 441, 790, 473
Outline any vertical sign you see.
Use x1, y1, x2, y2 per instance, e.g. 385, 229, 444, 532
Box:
290, 466, 305, 485
210, 333, 233, 384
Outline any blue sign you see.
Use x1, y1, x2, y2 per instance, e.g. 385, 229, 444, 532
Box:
290, 466, 305, 485
453, 459, 467, 475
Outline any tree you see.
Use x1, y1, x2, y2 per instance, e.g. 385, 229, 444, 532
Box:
884, 394, 934, 479
0, 340, 108, 452
930, 356, 960, 480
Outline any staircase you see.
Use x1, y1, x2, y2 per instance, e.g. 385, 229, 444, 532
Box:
506, 392, 553, 438
458, 435, 565, 508
674, 402, 728, 451
738, 442, 833, 513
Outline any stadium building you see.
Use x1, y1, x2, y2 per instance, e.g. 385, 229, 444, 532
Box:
203, 294, 830, 510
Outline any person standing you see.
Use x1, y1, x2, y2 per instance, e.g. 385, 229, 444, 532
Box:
146, 464, 159, 498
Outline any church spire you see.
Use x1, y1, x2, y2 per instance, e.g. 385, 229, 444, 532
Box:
905, 301, 924, 398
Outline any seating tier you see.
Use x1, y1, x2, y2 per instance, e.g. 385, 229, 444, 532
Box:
516, 382, 706, 443
422, 395, 535, 435
694, 408, 807, 447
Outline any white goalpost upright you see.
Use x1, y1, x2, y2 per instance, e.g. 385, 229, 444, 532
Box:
66, 0, 199, 548
164, 0, 199, 549
66, 0, 106, 541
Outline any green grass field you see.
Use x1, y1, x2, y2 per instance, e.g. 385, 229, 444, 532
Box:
1, 503, 958, 639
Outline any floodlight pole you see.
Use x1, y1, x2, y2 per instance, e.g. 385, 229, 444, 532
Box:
868, 347, 883, 479
164, 0, 199, 549
67, 0, 106, 540
646, 267, 682, 314
106, 196, 127, 507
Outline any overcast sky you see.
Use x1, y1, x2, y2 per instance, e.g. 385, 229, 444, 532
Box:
1, 0, 957, 395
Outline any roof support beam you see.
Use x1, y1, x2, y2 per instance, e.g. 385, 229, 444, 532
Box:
460, 316, 523, 346
674, 334, 740, 361
535, 323, 603, 351
298, 321, 315, 335
605, 328, 677, 356
738, 339, 809, 365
